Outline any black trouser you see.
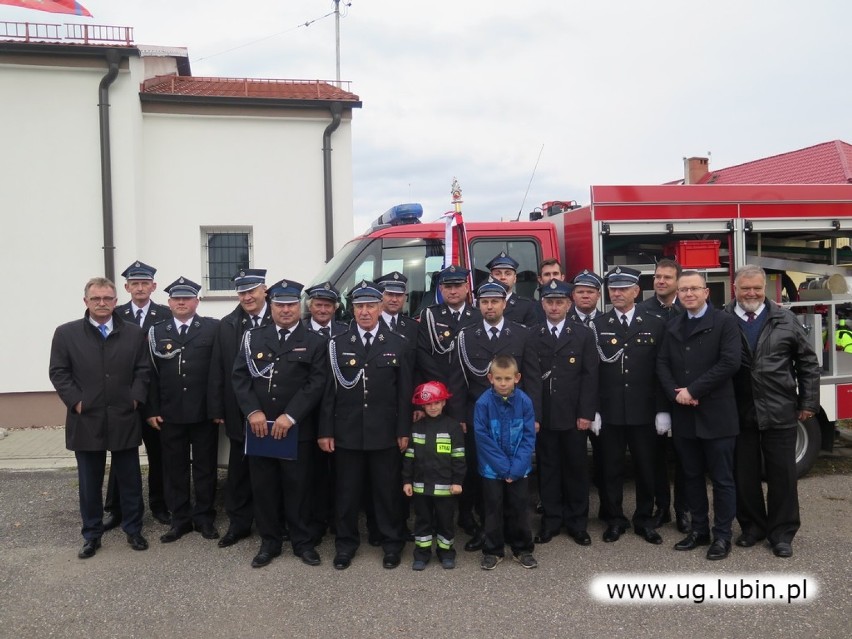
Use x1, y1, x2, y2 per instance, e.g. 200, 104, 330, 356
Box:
412, 494, 457, 561
589, 432, 608, 519
481, 477, 534, 557
735, 422, 800, 545
537, 428, 590, 534
249, 441, 314, 554
310, 446, 335, 538
224, 436, 253, 535
160, 420, 218, 529
674, 435, 736, 542
334, 446, 404, 557
599, 422, 658, 529
104, 421, 165, 517
77, 448, 143, 540
458, 424, 484, 531
654, 434, 689, 516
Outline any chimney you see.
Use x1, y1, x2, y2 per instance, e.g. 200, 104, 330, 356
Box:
683, 156, 709, 184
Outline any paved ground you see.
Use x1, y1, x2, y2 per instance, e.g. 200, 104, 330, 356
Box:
1, 430, 850, 639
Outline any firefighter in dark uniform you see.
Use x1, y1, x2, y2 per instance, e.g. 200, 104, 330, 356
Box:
233, 279, 328, 568
302, 281, 348, 541
591, 266, 668, 545
146, 277, 220, 544
453, 279, 542, 551
637, 258, 690, 534
318, 280, 414, 571
104, 260, 171, 531
485, 252, 538, 326
376, 271, 419, 349
209, 268, 272, 548
416, 265, 481, 423
530, 279, 598, 546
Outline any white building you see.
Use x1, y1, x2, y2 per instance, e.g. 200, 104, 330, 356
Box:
0, 22, 360, 427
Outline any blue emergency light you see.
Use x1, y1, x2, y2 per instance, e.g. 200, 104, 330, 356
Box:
372, 203, 423, 229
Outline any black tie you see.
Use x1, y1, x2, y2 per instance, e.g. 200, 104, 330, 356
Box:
490, 327, 499, 341
364, 331, 373, 352
745, 311, 755, 323
252, 315, 260, 328
180, 324, 188, 337
278, 329, 289, 343
621, 314, 629, 330
319, 326, 330, 338
452, 311, 460, 323
551, 326, 559, 340
582, 315, 591, 326
390, 316, 397, 332
135, 309, 143, 326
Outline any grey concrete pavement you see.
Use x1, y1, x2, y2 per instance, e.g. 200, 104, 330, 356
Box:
0, 427, 147, 470
0, 465, 849, 639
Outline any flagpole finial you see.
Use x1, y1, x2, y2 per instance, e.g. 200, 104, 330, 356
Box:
451, 177, 463, 213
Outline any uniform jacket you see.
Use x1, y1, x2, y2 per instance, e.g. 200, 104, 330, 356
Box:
638, 295, 683, 323
49, 311, 151, 452
402, 414, 466, 496
233, 321, 328, 442
302, 318, 349, 339
381, 313, 418, 351
498, 294, 538, 327
473, 388, 536, 481
208, 303, 272, 440
453, 320, 543, 424
656, 304, 742, 439
416, 303, 481, 419
117, 300, 172, 330
319, 324, 414, 450
146, 315, 219, 424
530, 320, 598, 429
723, 299, 820, 430
567, 308, 599, 327
592, 308, 667, 425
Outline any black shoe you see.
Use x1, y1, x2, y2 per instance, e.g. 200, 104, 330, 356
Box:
78, 538, 101, 559
217, 529, 250, 548
534, 529, 557, 544
634, 527, 663, 545
151, 510, 171, 526
382, 553, 401, 569
195, 522, 220, 540
126, 533, 149, 551
735, 533, 764, 548
602, 525, 627, 543
251, 547, 281, 568
674, 532, 711, 551
706, 539, 731, 560
299, 549, 321, 566
102, 512, 121, 531
159, 522, 193, 543
567, 529, 592, 546
772, 542, 793, 558
464, 531, 485, 552
652, 508, 672, 526
675, 512, 691, 534
333, 553, 352, 570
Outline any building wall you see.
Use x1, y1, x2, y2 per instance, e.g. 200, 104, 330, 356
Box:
0, 50, 355, 425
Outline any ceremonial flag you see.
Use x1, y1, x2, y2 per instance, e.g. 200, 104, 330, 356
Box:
0, 0, 92, 17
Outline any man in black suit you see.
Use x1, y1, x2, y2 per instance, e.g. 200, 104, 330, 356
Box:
318, 280, 414, 570
233, 279, 328, 568
485, 252, 538, 326
530, 279, 598, 546
49, 277, 151, 558
146, 277, 220, 544
592, 266, 668, 546
209, 268, 271, 548
104, 261, 171, 530
532, 258, 566, 323
657, 270, 742, 560
376, 271, 419, 349
453, 279, 542, 550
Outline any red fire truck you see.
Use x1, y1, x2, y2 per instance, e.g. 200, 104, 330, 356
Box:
310, 183, 852, 476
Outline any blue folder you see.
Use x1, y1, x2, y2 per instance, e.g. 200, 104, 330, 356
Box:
244, 420, 299, 460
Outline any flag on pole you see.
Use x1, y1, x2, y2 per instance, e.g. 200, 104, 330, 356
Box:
0, 0, 92, 17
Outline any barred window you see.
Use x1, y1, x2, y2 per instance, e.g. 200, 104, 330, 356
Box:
202, 226, 252, 292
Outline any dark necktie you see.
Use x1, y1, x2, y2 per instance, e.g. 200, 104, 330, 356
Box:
179, 324, 188, 337
745, 311, 756, 323
319, 326, 330, 338
135, 308, 143, 326
390, 316, 397, 332
278, 329, 289, 343
490, 327, 499, 341
551, 325, 559, 341
364, 331, 373, 352
621, 314, 629, 330
252, 315, 260, 328
452, 311, 460, 323
582, 315, 591, 326
98, 324, 109, 340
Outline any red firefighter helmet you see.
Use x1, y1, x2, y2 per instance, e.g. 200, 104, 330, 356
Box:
412, 381, 453, 405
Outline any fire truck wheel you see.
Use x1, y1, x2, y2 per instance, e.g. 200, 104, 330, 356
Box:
795, 416, 821, 478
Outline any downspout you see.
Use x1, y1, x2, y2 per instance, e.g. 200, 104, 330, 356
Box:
322, 102, 343, 261
98, 50, 121, 281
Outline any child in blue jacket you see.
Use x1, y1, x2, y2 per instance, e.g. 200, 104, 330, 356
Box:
473, 354, 537, 570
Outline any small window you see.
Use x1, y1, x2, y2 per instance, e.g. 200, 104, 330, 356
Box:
202, 226, 252, 292
470, 238, 541, 298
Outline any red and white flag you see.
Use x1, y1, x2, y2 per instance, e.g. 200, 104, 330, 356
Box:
0, 1, 92, 17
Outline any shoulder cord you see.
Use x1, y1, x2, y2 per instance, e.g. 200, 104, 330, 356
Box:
328, 338, 365, 390
588, 320, 625, 364
148, 325, 182, 360
456, 330, 491, 385
242, 329, 275, 379
425, 308, 455, 355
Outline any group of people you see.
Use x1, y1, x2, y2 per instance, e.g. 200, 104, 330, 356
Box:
48, 252, 819, 571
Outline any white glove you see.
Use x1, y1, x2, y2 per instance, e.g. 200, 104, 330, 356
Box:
591, 412, 602, 436
655, 412, 672, 435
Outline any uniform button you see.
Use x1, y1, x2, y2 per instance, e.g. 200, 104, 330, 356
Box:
685, 346, 690, 351
685, 370, 690, 375
183, 388, 187, 392
272, 398, 277, 401
272, 384, 277, 388
105, 374, 110, 378
624, 369, 629, 373
276, 357, 280, 361
364, 363, 369, 368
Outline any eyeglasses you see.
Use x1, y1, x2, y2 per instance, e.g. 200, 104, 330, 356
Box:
677, 287, 706, 294
87, 296, 116, 304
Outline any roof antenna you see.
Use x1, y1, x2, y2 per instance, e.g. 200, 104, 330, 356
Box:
516, 143, 544, 221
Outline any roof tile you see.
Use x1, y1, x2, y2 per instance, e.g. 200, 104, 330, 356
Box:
140, 75, 359, 102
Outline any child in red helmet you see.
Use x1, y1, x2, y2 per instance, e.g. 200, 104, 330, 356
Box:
402, 381, 466, 570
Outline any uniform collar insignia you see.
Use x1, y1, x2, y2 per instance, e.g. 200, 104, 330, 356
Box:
378, 333, 385, 342
350, 334, 357, 343
165, 324, 172, 332
636, 315, 643, 323
608, 317, 615, 324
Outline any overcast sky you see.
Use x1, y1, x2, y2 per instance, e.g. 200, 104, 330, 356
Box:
4, 0, 851, 232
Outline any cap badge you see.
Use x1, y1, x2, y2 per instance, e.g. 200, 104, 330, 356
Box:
324, 282, 331, 290
239, 270, 246, 277
179, 277, 185, 283
393, 273, 399, 280
550, 281, 557, 289
499, 251, 507, 257
281, 280, 287, 288
449, 265, 456, 272
615, 267, 622, 274
134, 261, 141, 267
